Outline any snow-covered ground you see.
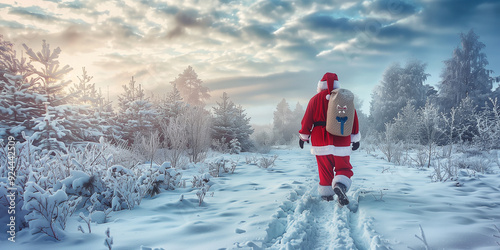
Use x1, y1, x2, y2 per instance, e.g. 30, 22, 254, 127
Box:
3, 146, 500, 250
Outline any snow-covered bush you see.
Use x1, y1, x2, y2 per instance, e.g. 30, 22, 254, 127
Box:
196, 185, 211, 206
245, 155, 259, 165
191, 173, 210, 188
376, 123, 403, 164
228, 159, 238, 174
137, 162, 182, 197
105, 165, 143, 211
251, 130, 272, 153
208, 157, 225, 177
408, 145, 428, 168
101, 138, 140, 169
132, 130, 161, 167
191, 173, 212, 206
474, 98, 500, 150
23, 183, 81, 240
456, 154, 493, 174
55, 170, 104, 198
258, 155, 279, 169
431, 159, 457, 182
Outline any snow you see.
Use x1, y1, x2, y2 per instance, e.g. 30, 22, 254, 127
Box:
2, 147, 500, 249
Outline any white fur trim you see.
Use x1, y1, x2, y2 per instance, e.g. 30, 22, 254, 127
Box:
318, 185, 335, 196
326, 94, 330, 100
310, 145, 352, 156
333, 175, 352, 191
333, 80, 340, 90
351, 133, 361, 143
299, 133, 310, 141
317, 80, 327, 93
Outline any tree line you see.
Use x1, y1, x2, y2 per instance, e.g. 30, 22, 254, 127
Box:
0, 36, 254, 160
368, 29, 500, 152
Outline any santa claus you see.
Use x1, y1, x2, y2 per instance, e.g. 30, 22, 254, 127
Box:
299, 72, 361, 205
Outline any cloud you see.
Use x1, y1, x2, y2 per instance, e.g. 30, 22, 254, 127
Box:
361, 0, 419, 19
8, 6, 59, 22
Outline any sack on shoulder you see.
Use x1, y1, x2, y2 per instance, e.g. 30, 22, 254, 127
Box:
326, 88, 355, 137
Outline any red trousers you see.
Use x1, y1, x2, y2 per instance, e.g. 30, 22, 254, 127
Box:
316, 155, 353, 186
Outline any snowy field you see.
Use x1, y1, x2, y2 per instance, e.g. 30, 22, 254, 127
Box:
2, 146, 500, 250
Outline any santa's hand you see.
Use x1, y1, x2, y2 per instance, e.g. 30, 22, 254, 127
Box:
299, 138, 309, 149
352, 142, 360, 151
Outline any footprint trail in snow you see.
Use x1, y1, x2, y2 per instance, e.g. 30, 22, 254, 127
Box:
262, 178, 390, 250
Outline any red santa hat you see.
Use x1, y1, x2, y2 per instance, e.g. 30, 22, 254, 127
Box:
317, 72, 340, 100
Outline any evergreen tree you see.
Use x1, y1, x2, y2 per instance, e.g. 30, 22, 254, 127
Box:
292, 102, 305, 130
155, 84, 186, 127
370, 60, 430, 132
212, 92, 237, 145
0, 36, 46, 140
94, 87, 120, 142
31, 103, 69, 153
21, 40, 86, 149
273, 98, 295, 144
438, 29, 492, 111
23, 40, 73, 106
170, 66, 210, 106
234, 104, 254, 151
211, 92, 254, 152
0, 34, 13, 84
67, 68, 106, 141
454, 96, 477, 141
117, 76, 157, 144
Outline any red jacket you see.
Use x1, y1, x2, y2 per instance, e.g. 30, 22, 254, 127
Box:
299, 89, 361, 156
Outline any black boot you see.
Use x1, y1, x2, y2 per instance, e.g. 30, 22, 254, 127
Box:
333, 183, 349, 206
321, 195, 334, 201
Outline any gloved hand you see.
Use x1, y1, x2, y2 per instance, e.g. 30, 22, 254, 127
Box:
299, 138, 309, 149
352, 141, 360, 151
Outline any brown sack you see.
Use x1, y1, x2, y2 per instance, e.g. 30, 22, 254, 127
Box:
326, 88, 355, 137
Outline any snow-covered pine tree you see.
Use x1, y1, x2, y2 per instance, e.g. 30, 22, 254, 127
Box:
170, 66, 210, 106
211, 92, 237, 149
117, 76, 157, 144
234, 104, 254, 151
390, 103, 420, 144
273, 98, 294, 144
67, 68, 107, 142
453, 96, 478, 142
22, 40, 88, 149
31, 103, 70, 153
0, 34, 14, 85
0, 40, 46, 140
211, 92, 254, 152
95, 87, 121, 143
154, 84, 186, 129
23, 40, 72, 106
370, 60, 430, 132
438, 29, 492, 112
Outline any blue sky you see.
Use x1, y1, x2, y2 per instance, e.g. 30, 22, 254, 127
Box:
0, 0, 499, 125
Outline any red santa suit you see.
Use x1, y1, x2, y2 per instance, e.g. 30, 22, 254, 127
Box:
299, 73, 361, 197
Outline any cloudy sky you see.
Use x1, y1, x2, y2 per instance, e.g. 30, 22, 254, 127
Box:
0, 0, 499, 125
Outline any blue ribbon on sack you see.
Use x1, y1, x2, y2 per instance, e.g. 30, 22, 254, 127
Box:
336, 116, 348, 135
